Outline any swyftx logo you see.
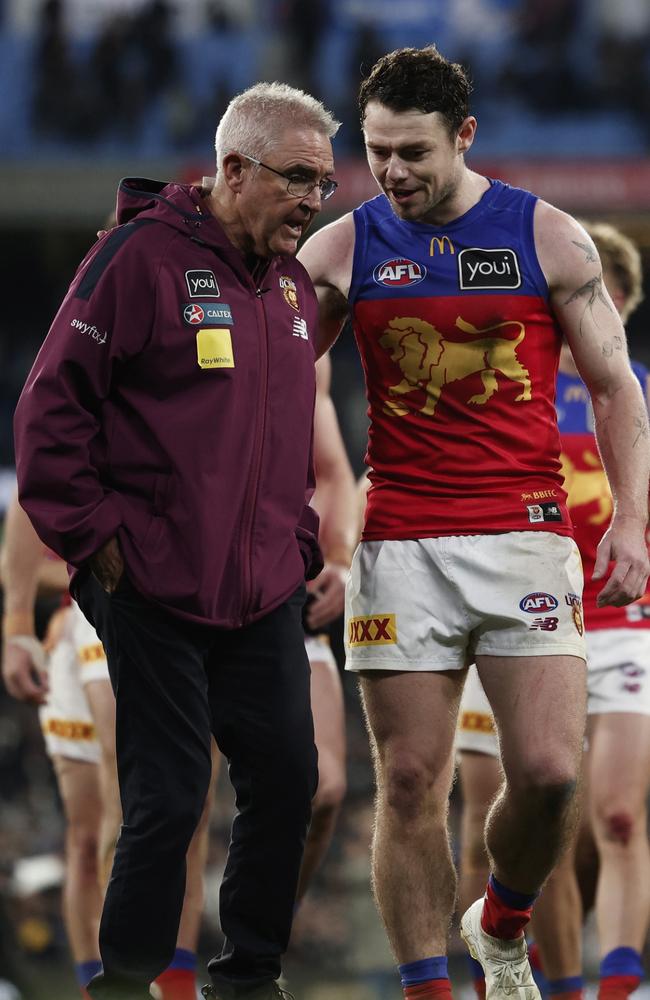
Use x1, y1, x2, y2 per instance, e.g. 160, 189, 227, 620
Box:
70, 318, 107, 344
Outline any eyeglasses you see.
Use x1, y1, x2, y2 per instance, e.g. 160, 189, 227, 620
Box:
239, 153, 338, 201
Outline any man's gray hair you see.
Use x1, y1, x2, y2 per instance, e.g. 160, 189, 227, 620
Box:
215, 82, 340, 165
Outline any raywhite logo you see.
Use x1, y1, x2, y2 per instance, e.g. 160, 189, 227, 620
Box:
185, 270, 220, 298
70, 318, 107, 344
292, 317, 308, 340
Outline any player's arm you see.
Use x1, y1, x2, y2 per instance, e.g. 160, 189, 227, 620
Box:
536, 203, 650, 606
306, 354, 357, 630
298, 212, 355, 358
1, 493, 50, 703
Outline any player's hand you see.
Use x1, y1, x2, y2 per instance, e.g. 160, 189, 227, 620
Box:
305, 561, 349, 629
593, 514, 650, 607
89, 536, 125, 594
2, 636, 49, 704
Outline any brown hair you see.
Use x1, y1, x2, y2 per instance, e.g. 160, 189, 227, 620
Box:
582, 220, 644, 323
358, 45, 471, 136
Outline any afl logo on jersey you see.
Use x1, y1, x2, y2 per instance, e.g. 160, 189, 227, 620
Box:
459, 248, 521, 290
373, 258, 426, 288
519, 592, 559, 613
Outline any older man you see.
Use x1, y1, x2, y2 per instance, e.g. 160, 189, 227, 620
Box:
14, 82, 339, 1000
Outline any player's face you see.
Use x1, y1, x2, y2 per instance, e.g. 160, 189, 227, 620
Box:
363, 103, 472, 224
238, 128, 335, 258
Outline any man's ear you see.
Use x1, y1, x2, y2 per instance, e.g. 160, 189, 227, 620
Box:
457, 116, 477, 155
221, 153, 247, 193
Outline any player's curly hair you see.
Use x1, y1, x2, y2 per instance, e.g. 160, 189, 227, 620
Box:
358, 45, 472, 136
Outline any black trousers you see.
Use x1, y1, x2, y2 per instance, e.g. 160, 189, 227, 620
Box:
75, 572, 317, 999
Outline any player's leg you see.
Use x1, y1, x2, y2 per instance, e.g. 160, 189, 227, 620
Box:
360, 668, 464, 997
40, 608, 105, 996
478, 652, 586, 893
83, 678, 120, 888
587, 712, 650, 1000
528, 824, 583, 997
296, 638, 346, 903
457, 667, 503, 1000
54, 755, 104, 999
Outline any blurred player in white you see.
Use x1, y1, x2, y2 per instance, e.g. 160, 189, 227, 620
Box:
1, 497, 215, 1000
457, 221, 650, 1000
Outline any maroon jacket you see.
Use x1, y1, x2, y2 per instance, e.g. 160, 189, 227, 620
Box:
14, 178, 322, 627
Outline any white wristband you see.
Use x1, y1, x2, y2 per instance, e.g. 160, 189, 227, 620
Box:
4, 635, 47, 672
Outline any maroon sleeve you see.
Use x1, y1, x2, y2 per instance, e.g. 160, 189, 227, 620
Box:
14, 224, 156, 566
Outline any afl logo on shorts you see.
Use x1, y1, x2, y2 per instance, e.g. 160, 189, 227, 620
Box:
519, 592, 559, 613
373, 258, 426, 288
183, 304, 205, 325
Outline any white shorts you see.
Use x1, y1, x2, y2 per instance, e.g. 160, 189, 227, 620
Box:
39, 602, 109, 764
345, 532, 586, 672
456, 664, 499, 757
456, 628, 650, 757
586, 629, 650, 716
304, 634, 337, 669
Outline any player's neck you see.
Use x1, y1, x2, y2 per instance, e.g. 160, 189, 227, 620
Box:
420, 169, 490, 227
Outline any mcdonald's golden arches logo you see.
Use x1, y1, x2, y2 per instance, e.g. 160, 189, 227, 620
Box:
430, 236, 455, 256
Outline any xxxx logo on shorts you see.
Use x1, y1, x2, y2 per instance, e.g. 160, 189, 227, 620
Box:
348, 614, 397, 646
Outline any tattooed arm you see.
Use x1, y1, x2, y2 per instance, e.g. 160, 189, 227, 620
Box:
535, 201, 650, 606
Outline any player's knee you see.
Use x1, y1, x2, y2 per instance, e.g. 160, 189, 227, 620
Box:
596, 807, 638, 846
511, 751, 579, 794
312, 772, 346, 818
66, 822, 100, 881
382, 753, 440, 821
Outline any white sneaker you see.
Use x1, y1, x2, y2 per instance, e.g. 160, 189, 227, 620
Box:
460, 898, 540, 1000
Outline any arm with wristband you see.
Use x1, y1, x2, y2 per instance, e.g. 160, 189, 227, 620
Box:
1, 493, 54, 703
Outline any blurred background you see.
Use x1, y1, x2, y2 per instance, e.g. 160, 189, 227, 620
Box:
1, 0, 650, 997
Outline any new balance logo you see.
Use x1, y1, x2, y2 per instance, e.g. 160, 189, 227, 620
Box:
348, 614, 397, 646
292, 317, 308, 340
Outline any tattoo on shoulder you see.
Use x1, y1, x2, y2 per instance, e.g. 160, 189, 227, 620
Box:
563, 272, 613, 336
571, 239, 597, 263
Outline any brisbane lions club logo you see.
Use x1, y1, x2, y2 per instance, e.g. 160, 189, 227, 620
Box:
378, 315, 531, 417
559, 449, 612, 525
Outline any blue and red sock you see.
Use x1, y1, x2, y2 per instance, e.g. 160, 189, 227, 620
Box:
481, 875, 537, 940
154, 948, 197, 1000
399, 956, 453, 1000
598, 947, 644, 1000
76, 960, 102, 999
465, 954, 486, 1000
548, 974, 584, 1000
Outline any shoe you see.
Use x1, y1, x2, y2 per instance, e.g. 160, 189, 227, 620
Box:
201, 981, 294, 1000
460, 898, 541, 1000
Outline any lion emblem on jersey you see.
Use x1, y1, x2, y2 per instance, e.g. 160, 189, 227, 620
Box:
560, 449, 612, 525
378, 315, 532, 417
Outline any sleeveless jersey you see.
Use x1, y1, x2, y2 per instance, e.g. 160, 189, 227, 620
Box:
557, 362, 650, 630
350, 181, 571, 539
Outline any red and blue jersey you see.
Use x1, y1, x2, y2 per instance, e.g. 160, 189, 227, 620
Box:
557, 362, 650, 629
350, 181, 571, 538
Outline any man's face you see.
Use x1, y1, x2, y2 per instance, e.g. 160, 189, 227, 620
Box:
237, 128, 335, 258
363, 102, 471, 224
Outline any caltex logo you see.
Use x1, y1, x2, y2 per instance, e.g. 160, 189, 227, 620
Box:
184, 304, 205, 325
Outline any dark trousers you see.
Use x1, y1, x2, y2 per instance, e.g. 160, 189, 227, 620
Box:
75, 572, 317, 998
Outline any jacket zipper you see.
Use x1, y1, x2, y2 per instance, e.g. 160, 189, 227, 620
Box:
238, 282, 270, 623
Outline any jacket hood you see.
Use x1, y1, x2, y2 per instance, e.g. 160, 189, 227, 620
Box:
116, 176, 239, 254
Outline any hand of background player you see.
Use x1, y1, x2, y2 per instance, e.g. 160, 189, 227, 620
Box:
89, 536, 125, 594
305, 561, 348, 629
593, 514, 650, 607
1, 635, 49, 704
